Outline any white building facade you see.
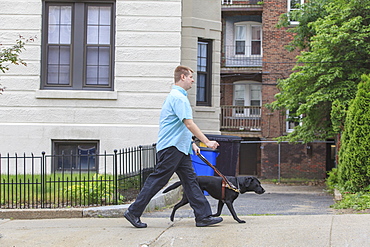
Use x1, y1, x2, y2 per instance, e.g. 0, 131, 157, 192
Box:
0, 0, 221, 155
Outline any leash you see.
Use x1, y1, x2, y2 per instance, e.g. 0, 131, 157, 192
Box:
196, 153, 240, 193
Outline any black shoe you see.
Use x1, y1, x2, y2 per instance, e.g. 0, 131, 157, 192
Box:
196, 216, 223, 227
124, 210, 147, 228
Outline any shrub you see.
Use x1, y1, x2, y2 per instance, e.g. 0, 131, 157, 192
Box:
337, 74, 370, 192
326, 168, 339, 192
332, 192, 370, 210
64, 174, 120, 205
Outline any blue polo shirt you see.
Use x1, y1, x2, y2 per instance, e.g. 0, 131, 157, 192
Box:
156, 85, 193, 155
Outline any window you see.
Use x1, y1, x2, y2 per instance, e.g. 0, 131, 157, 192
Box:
197, 39, 212, 106
288, 0, 304, 24
222, 0, 233, 4
233, 82, 261, 117
42, 1, 115, 90
234, 22, 262, 57
286, 109, 302, 132
53, 140, 99, 171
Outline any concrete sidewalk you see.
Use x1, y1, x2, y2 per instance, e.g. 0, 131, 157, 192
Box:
1, 214, 369, 246
1, 181, 370, 246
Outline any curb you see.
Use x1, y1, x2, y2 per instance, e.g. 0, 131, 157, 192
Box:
0, 178, 182, 220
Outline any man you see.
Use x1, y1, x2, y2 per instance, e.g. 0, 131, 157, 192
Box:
124, 65, 222, 228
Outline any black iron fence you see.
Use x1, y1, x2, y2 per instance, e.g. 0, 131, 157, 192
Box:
0, 144, 156, 209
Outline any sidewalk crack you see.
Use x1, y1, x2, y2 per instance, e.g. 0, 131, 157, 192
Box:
139, 220, 176, 247
329, 215, 334, 246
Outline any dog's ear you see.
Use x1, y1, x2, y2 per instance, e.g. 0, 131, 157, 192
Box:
244, 177, 253, 187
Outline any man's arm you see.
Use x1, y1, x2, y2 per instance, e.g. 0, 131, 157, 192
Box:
183, 119, 219, 150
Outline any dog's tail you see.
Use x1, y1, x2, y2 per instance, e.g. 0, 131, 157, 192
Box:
163, 181, 182, 193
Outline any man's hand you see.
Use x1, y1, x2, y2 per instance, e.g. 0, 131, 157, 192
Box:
205, 140, 219, 150
192, 142, 200, 154
183, 119, 219, 150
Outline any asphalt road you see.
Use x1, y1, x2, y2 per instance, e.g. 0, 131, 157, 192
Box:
143, 182, 335, 219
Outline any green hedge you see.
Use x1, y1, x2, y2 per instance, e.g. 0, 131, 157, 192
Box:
338, 74, 370, 192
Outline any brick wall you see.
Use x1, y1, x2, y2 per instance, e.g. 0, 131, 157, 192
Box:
220, 77, 235, 105
262, 0, 299, 139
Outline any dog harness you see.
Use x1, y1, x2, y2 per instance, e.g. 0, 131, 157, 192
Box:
221, 177, 240, 201
196, 153, 240, 201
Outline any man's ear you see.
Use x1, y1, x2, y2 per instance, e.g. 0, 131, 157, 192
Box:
180, 73, 186, 80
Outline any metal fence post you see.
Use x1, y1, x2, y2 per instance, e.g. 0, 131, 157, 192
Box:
113, 149, 118, 204
41, 151, 46, 208
278, 143, 281, 183
138, 145, 143, 190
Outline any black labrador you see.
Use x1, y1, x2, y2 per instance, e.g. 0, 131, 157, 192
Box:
163, 176, 265, 223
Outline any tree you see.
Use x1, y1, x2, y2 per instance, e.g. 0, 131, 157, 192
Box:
337, 74, 370, 192
276, 0, 328, 52
269, 0, 370, 143
0, 36, 33, 93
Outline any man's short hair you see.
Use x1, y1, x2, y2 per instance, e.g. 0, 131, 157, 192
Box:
174, 65, 194, 83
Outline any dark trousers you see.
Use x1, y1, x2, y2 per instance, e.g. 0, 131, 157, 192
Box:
128, 146, 212, 221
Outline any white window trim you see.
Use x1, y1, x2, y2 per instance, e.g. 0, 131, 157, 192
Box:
35, 90, 118, 100
234, 21, 262, 57
287, 0, 304, 26
233, 81, 262, 117
286, 109, 302, 133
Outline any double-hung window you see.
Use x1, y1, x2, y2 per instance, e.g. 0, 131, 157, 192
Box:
288, 0, 304, 25
235, 22, 262, 57
42, 1, 115, 90
233, 82, 261, 117
197, 39, 212, 106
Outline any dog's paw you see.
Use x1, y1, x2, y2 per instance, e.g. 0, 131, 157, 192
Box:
238, 220, 246, 223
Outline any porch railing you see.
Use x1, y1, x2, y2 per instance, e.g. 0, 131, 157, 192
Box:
221, 105, 261, 131
222, 45, 263, 67
0, 144, 156, 209
222, 0, 262, 4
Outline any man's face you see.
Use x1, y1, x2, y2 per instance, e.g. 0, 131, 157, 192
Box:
181, 71, 195, 91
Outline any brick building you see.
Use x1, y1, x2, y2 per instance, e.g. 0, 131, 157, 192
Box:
220, 0, 336, 179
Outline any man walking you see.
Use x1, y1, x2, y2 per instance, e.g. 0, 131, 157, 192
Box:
124, 65, 222, 228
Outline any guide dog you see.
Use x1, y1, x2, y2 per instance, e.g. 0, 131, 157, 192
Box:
163, 175, 265, 223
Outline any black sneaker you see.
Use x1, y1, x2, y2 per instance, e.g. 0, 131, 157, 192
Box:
196, 216, 223, 227
124, 210, 147, 228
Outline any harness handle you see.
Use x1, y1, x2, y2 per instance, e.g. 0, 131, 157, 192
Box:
196, 153, 240, 193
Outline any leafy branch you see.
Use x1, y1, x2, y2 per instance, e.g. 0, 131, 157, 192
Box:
0, 35, 36, 93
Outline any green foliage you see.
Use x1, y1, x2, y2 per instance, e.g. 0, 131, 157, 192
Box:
119, 175, 140, 190
64, 174, 120, 205
332, 192, 370, 210
270, 0, 370, 143
0, 35, 35, 93
276, 0, 328, 51
337, 74, 370, 192
326, 168, 339, 192
0, 173, 127, 207
0, 36, 32, 73
331, 99, 346, 133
